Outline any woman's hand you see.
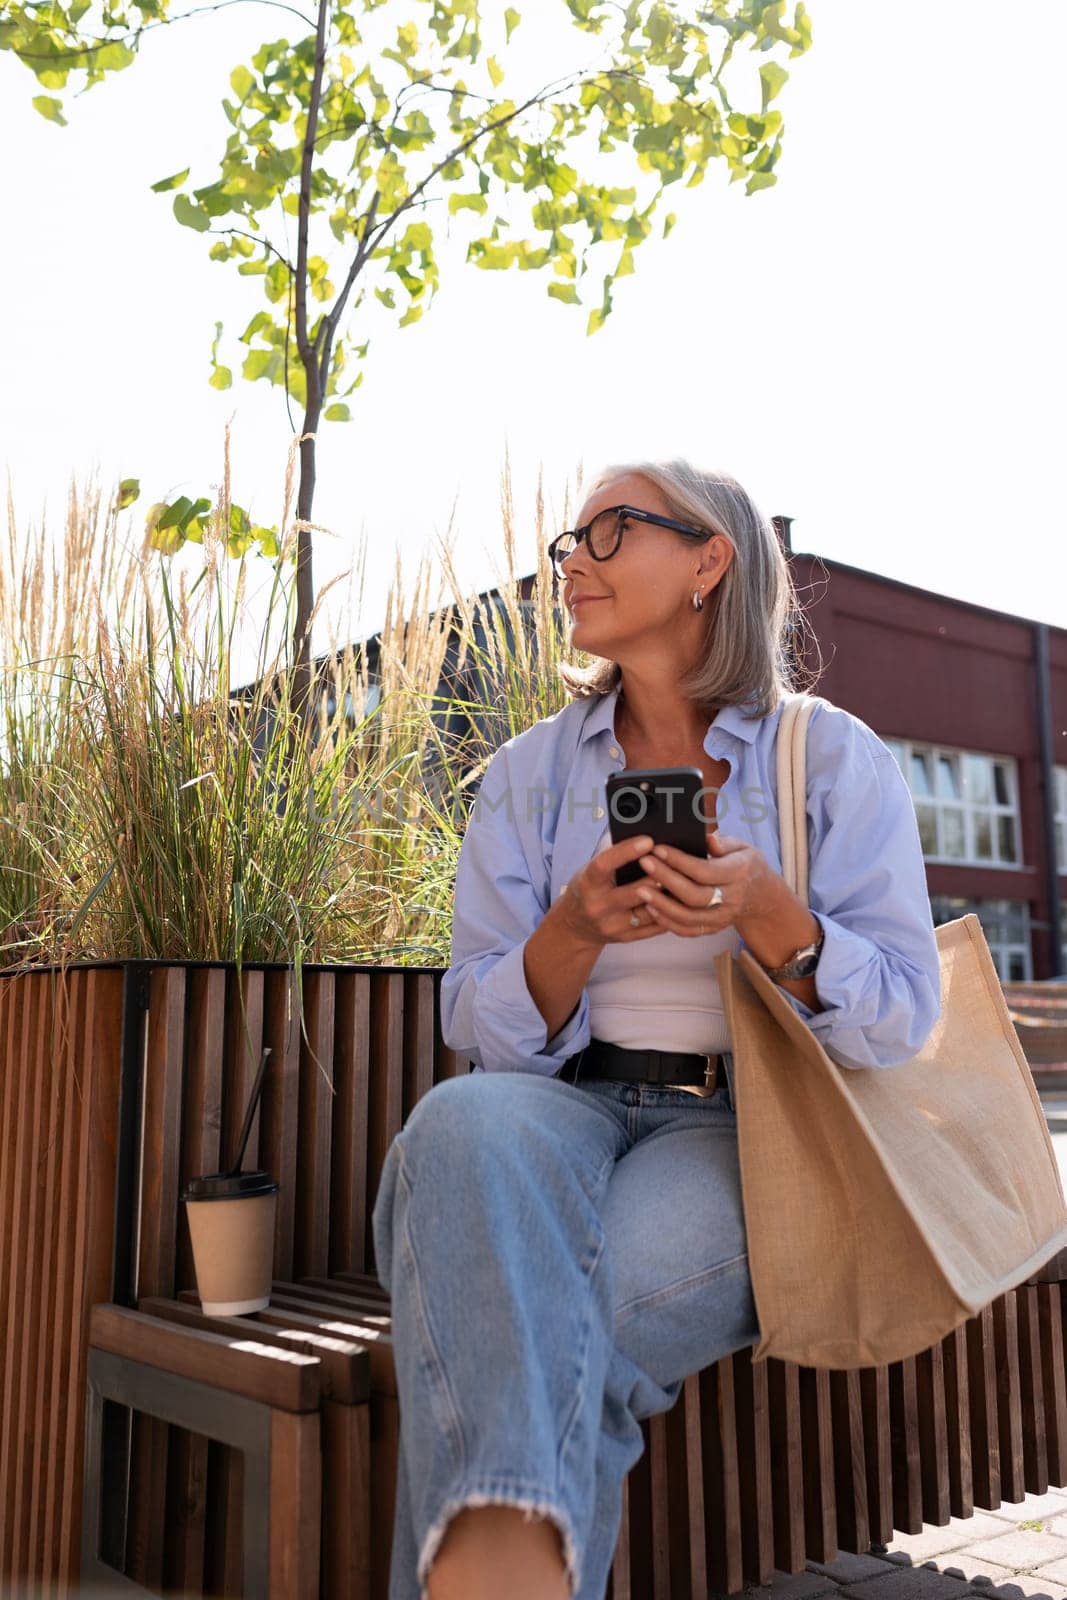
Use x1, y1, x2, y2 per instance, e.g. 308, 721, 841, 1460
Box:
632, 825, 780, 938
556, 834, 672, 949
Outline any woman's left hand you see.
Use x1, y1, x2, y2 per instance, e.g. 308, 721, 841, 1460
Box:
633, 825, 779, 937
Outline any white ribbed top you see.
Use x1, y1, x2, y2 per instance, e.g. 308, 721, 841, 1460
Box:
585, 826, 739, 1052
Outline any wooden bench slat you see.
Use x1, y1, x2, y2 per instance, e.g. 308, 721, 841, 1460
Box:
138, 1295, 370, 1404
941, 1321, 974, 1520
89, 1306, 322, 1413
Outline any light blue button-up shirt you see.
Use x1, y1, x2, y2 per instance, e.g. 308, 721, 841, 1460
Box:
439, 686, 942, 1075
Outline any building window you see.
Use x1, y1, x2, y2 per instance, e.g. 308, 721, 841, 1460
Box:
322, 682, 381, 724
1055, 766, 1067, 873
881, 738, 1021, 868
930, 895, 1032, 982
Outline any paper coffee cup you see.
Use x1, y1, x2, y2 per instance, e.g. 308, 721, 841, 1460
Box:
181, 1170, 279, 1315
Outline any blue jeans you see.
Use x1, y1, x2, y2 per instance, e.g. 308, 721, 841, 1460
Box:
370, 1064, 760, 1600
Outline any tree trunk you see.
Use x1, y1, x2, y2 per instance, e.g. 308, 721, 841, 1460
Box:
291, 405, 320, 728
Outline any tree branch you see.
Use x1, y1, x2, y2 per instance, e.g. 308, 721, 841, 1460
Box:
13, 0, 316, 65
316, 188, 379, 364
372, 70, 588, 252
213, 225, 294, 272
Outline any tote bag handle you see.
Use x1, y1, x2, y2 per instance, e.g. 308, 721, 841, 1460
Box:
775, 692, 820, 903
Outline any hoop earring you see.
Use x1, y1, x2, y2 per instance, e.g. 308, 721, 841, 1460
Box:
692, 589, 704, 611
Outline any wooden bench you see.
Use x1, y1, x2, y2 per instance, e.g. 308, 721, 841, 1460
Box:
5, 956, 1063, 1594
82, 1254, 1067, 1598
82, 1304, 327, 1597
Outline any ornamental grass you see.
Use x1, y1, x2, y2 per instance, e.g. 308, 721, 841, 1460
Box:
0, 440, 578, 976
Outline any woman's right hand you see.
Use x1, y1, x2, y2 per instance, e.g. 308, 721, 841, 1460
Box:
556, 834, 669, 949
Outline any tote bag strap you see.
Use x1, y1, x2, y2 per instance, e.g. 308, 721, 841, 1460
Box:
775, 692, 821, 903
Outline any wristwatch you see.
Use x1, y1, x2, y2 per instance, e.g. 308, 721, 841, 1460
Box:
755, 919, 825, 981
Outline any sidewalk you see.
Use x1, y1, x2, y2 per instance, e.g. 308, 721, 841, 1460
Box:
734, 1489, 1067, 1600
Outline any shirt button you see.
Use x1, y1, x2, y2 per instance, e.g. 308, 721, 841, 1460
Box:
608, 745, 620, 759
593, 806, 605, 819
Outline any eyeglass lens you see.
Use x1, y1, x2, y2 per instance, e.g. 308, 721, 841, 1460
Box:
553, 509, 622, 573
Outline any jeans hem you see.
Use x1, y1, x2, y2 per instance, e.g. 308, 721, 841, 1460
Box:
416, 1481, 582, 1600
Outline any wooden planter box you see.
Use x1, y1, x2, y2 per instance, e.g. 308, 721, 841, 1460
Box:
0, 958, 461, 1596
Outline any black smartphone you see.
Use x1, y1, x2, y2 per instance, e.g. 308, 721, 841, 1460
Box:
605, 766, 712, 891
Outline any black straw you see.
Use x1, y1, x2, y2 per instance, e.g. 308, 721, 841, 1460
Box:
228, 1046, 271, 1178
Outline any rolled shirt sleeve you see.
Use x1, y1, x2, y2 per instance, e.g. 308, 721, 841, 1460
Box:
439, 744, 590, 1074
757, 706, 942, 1070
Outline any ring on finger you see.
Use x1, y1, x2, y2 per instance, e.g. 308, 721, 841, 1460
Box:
629, 911, 641, 928
706, 886, 724, 908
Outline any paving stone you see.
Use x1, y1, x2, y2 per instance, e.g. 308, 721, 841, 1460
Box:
1027, 1558, 1067, 1588
738, 1568, 842, 1599
806, 1552, 892, 1584
989, 1496, 1067, 1526
1044, 1519, 1067, 1542
838, 1564, 972, 1600
880, 1519, 1014, 1564
959, 1568, 1067, 1593
931, 1552, 1065, 1594
958, 1531, 1067, 1571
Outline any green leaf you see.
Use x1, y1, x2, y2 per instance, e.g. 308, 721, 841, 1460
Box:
150, 167, 190, 194
547, 282, 580, 305
117, 478, 140, 509
173, 193, 210, 232
759, 61, 789, 111
155, 495, 213, 538
96, 41, 135, 71
487, 55, 504, 87
209, 367, 233, 390
324, 403, 351, 421
243, 348, 281, 382
448, 192, 488, 215
265, 258, 291, 303
230, 63, 255, 99
147, 521, 183, 560
32, 96, 67, 126
504, 7, 520, 41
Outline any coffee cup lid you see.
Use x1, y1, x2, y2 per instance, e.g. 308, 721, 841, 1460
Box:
181, 1170, 279, 1202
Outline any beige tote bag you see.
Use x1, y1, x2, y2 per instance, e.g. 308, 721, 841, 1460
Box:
714, 691, 1067, 1370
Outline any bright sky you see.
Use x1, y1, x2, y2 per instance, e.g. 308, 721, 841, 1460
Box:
2, 0, 1065, 667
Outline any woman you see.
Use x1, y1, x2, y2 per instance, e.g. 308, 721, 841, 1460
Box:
371, 459, 941, 1600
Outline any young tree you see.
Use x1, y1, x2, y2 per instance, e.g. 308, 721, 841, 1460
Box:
4, 0, 812, 715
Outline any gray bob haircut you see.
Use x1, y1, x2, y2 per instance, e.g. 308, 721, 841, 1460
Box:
555, 457, 814, 724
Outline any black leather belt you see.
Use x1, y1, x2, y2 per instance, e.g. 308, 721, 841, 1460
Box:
563, 1037, 726, 1091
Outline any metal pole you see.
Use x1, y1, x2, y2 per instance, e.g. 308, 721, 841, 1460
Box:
1034, 623, 1065, 978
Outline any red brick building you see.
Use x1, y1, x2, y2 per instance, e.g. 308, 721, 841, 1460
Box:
782, 525, 1066, 983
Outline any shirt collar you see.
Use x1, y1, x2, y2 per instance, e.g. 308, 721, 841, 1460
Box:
578, 683, 767, 750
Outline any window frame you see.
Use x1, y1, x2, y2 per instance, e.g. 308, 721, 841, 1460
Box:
881, 736, 1023, 870
930, 894, 1033, 982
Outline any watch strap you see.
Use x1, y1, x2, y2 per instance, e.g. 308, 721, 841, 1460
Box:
757, 920, 825, 981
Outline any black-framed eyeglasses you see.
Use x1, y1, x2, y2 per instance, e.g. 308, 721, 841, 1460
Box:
547, 504, 709, 580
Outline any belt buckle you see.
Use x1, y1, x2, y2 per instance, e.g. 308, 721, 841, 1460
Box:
703, 1053, 718, 1090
